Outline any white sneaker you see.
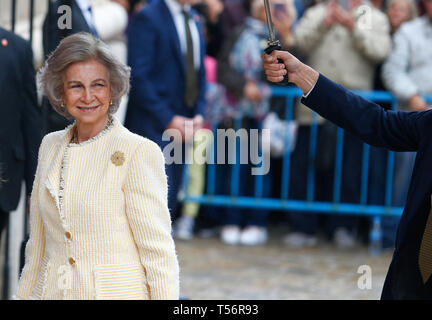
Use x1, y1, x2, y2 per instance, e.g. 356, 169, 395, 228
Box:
221, 225, 241, 245
240, 226, 268, 246
333, 228, 356, 249
173, 216, 195, 241
283, 232, 318, 248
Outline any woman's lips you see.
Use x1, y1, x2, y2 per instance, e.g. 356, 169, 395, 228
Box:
77, 105, 100, 113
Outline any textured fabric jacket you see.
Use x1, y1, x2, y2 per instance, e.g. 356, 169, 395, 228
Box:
15, 117, 179, 300
294, 3, 391, 124
381, 16, 432, 106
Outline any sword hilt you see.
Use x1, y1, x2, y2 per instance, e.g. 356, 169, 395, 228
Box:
264, 42, 289, 86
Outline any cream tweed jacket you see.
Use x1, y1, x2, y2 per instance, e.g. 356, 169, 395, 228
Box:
14, 116, 179, 300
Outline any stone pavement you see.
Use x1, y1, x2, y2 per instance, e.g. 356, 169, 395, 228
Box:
175, 226, 393, 300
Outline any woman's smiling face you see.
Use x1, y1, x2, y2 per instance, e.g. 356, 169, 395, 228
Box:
62, 59, 111, 126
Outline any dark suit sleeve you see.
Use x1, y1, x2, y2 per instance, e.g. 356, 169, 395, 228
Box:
301, 74, 428, 152
127, 11, 175, 129
20, 41, 42, 195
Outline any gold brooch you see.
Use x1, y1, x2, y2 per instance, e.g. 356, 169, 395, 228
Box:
111, 151, 125, 166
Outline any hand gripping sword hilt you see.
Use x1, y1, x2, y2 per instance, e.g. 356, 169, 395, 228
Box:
264, 41, 289, 86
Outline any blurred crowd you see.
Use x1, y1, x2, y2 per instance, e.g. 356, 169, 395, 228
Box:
1, 0, 432, 277
165, 0, 432, 251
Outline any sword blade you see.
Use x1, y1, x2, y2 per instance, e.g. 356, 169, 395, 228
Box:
263, 0, 276, 43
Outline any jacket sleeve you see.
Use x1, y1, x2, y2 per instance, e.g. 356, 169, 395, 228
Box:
381, 27, 418, 103
195, 63, 207, 118
127, 11, 175, 129
301, 74, 428, 152
123, 140, 179, 300
351, 7, 391, 63
14, 136, 47, 300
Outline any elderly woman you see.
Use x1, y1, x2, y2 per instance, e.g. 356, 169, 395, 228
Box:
14, 32, 179, 300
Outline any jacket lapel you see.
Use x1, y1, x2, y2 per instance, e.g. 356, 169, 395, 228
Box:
159, 0, 185, 74
44, 125, 74, 212
71, 0, 92, 34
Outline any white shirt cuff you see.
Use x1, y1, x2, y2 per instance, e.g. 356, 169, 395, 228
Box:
302, 83, 317, 98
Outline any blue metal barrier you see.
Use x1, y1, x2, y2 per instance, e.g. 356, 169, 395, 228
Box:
180, 85, 432, 254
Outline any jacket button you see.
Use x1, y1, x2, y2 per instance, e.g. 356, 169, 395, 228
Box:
69, 257, 76, 265
65, 232, 72, 240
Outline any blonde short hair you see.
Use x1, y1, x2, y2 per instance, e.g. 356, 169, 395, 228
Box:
38, 32, 130, 119
387, 0, 418, 19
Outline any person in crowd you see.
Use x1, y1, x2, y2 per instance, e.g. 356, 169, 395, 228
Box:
192, 0, 225, 58
128, 0, 148, 13
220, 0, 251, 38
172, 126, 213, 241
0, 27, 42, 300
302, 0, 319, 10
373, 0, 418, 112
262, 44, 432, 299
387, 0, 418, 31
112, 0, 144, 13
214, 0, 297, 246
125, 0, 207, 220
221, 0, 296, 47
371, 0, 386, 10
369, 0, 417, 250
292, 0, 306, 21
93, 0, 130, 123
282, 0, 391, 249
381, 0, 429, 249
171, 0, 223, 240
118, 0, 149, 36
420, 0, 429, 14
382, 0, 432, 111
172, 53, 217, 241
15, 33, 179, 300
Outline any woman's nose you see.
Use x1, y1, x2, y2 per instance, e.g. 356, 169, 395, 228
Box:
82, 87, 93, 104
